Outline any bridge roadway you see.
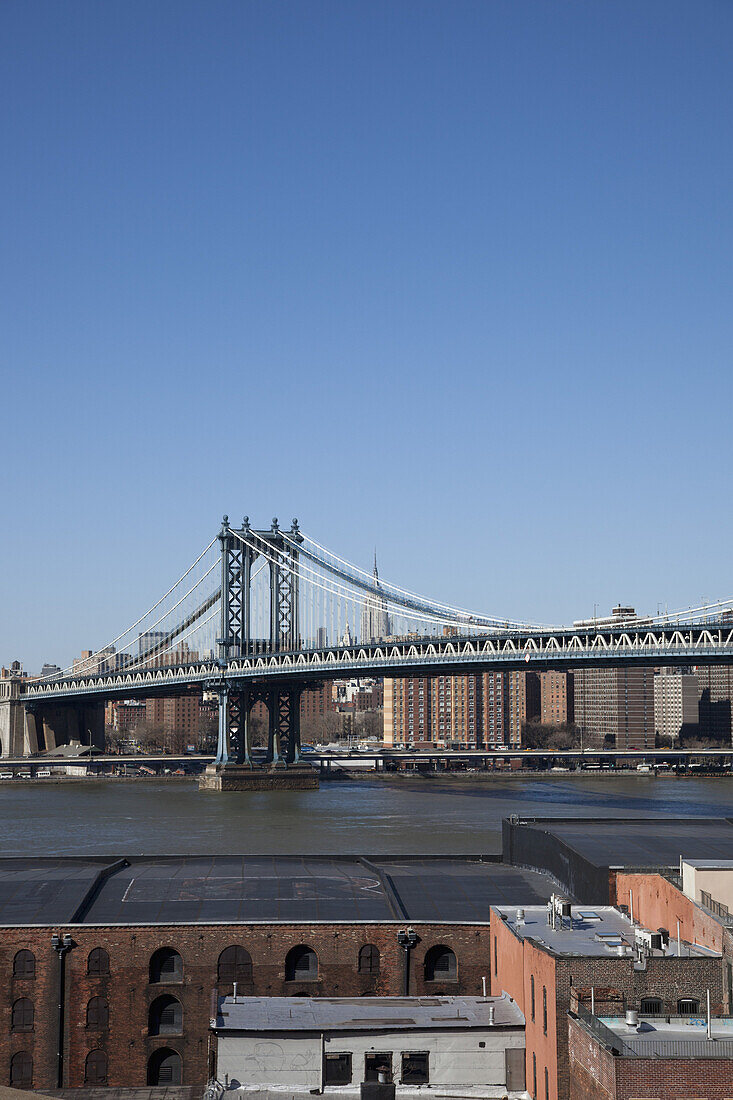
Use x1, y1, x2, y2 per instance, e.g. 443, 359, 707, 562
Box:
19, 622, 733, 703
1, 748, 732, 773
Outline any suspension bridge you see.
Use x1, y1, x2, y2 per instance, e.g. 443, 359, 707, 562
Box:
4, 515, 733, 764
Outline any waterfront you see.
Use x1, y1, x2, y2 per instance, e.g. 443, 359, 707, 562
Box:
1, 774, 731, 856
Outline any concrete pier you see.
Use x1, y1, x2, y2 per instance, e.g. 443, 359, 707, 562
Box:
198, 762, 319, 791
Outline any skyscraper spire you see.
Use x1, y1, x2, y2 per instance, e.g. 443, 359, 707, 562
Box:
361, 548, 390, 643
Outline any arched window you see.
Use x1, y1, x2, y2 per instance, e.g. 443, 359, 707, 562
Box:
149, 995, 183, 1036
149, 947, 183, 983
87, 996, 109, 1030
217, 946, 252, 985
640, 997, 662, 1016
85, 1049, 108, 1085
424, 945, 457, 982
285, 945, 318, 981
358, 945, 380, 974
10, 1051, 33, 1089
87, 948, 110, 976
11, 998, 34, 1031
147, 1048, 182, 1086
678, 998, 700, 1015
13, 950, 35, 979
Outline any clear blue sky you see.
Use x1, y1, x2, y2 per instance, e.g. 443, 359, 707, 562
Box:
2, 0, 732, 670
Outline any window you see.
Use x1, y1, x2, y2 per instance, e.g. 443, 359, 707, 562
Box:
358, 944, 380, 974
85, 1049, 108, 1085
365, 1053, 391, 1081
640, 997, 662, 1015
543, 986, 547, 1035
11, 998, 34, 1031
530, 975, 535, 1021
87, 996, 109, 1030
217, 946, 252, 985
149, 995, 183, 1035
424, 945, 457, 982
544, 1065, 549, 1100
10, 1052, 33, 1089
324, 1054, 352, 1085
285, 945, 318, 981
147, 1048, 181, 1086
677, 998, 700, 1015
494, 936, 498, 974
87, 948, 110, 976
532, 1053, 537, 1096
149, 947, 183, 983
401, 1052, 429, 1085
13, 950, 35, 979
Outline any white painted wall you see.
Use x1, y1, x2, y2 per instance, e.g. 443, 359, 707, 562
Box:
682, 862, 733, 911
217, 1027, 525, 1090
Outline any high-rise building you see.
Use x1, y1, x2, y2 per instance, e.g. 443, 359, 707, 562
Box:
144, 696, 201, 746
301, 683, 337, 721
539, 671, 574, 726
574, 666, 655, 749
695, 665, 733, 743
654, 669, 699, 742
384, 671, 538, 748
360, 553, 391, 643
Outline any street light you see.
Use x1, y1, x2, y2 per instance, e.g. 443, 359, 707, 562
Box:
397, 928, 419, 995
51, 932, 73, 1087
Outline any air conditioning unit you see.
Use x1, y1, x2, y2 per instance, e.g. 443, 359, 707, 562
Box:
634, 928, 663, 953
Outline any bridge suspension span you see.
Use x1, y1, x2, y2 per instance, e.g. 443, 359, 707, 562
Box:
11, 515, 733, 767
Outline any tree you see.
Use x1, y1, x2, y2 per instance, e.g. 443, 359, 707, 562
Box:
521, 720, 580, 751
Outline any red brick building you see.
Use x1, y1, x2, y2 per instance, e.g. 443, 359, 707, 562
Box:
569, 1008, 733, 1100
489, 903, 725, 1100
383, 671, 539, 748
540, 671, 574, 727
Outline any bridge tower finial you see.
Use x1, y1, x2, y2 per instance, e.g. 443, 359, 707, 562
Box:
271, 517, 279, 533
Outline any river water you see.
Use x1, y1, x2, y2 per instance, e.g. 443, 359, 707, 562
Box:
1, 774, 731, 857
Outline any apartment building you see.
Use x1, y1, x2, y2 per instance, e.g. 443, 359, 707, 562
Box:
383, 671, 538, 748
573, 666, 654, 750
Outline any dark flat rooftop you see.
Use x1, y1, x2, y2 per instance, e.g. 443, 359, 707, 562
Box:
509, 817, 733, 870
0, 855, 557, 926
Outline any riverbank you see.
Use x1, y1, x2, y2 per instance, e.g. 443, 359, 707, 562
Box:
319, 767, 733, 783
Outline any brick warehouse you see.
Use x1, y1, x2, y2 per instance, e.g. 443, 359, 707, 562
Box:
0, 854, 557, 1091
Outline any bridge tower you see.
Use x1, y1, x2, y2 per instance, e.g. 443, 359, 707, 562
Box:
211, 515, 307, 773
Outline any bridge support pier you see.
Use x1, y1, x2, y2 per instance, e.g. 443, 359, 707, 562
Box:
1, 678, 105, 758
201, 681, 316, 791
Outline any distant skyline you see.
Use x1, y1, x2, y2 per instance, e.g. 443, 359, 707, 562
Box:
2, 1, 732, 670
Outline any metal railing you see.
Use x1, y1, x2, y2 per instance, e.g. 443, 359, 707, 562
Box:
573, 1006, 733, 1059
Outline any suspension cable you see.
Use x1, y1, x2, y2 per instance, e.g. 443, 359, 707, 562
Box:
30, 537, 218, 681
232, 528, 493, 634
294, 530, 545, 629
